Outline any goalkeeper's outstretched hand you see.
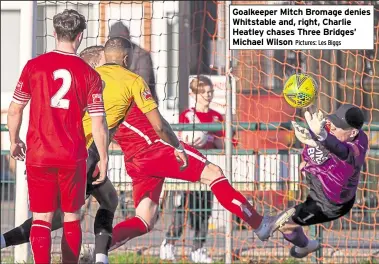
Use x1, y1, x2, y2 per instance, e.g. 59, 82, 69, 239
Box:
292, 121, 317, 147
304, 110, 327, 140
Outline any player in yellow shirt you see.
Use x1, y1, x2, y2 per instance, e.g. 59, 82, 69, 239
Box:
82, 60, 157, 148
81, 38, 187, 263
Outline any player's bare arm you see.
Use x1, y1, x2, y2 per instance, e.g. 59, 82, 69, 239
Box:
91, 115, 109, 185
103, 35, 189, 170
88, 76, 109, 185
7, 102, 27, 161
145, 108, 188, 170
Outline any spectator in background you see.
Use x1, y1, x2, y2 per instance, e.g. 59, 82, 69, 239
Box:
160, 75, 236, 263
108, 21, 155, 92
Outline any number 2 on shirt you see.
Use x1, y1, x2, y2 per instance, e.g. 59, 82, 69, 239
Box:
51, 69, 71, 109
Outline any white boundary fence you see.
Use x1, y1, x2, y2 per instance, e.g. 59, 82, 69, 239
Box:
1, 1, 36, 262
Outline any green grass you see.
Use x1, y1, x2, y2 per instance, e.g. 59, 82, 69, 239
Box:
1, 253, 377, 264
105, 253, 378, 264
107, 253, 294, 264
108, 253, 181, 264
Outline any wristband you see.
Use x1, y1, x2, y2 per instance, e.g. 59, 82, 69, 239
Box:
175, 144, 185, 152
316, 128, 328, 142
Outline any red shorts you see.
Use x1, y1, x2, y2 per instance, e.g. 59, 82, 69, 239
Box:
26, 161, 87, 213
123, 140, 207, 207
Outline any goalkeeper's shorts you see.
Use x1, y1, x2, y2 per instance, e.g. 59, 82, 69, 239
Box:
85, 126, 119, 197
292, 192, 355, 226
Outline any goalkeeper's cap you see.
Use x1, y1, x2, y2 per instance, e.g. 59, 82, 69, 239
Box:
109, 21, 130, 39
327, 104, 365, 130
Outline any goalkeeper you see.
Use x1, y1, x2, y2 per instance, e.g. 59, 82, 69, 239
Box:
254, 104, 368, 258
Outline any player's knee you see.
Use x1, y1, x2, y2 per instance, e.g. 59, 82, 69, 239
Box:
141, 208, 159, 230
96, 180, 119, 212
136, 197, 159, 229
100, 190, 118, 212
63, 210, 81, 222
32, 212, 54, 223
200, 163, 224, 185
94, 208, 114, 235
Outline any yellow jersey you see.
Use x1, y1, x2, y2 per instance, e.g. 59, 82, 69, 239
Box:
83, 64, 157, 147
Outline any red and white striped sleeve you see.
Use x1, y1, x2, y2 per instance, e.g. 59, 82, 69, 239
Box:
87, 71, 105, 117
12, 62, 31, 105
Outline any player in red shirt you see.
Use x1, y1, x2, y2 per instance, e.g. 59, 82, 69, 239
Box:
160, 76, 229, 263
6, 10, 109, 264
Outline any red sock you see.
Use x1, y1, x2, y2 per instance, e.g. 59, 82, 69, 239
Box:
210, 177, 263, 229
61, 220, 82, 264
30, 220, 52, 264
110, 216, 149, 251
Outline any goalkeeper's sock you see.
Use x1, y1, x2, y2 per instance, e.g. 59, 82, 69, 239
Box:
282, 227, 309, 248
30, 220, 52, 264
3, 217, 33, 247
210, 176, 263, 229
94, 209, 114, 264
3, 214, 63, 249
109, 216, 149, 251
61, 220, 82, 264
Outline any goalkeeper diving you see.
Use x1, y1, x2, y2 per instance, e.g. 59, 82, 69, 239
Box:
254, 104, 368, 258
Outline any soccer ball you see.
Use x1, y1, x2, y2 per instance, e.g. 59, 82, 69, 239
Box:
283, 73, 317, 108
181, 131, 208, 147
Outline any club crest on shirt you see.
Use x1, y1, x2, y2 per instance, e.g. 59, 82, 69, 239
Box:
142, 88, 152, 100
16, 81, 23, 90
92, 93, 103, 103
213, 115, 219, 122
307, 144, 330, 165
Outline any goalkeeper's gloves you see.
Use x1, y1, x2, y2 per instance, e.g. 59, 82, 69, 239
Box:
304, 110, 328, 141
292, 121, 317, 147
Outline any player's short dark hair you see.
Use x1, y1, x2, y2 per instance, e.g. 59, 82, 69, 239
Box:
79, 45, 104, 68
104, 37, 133, 52
53, 9, 87, 42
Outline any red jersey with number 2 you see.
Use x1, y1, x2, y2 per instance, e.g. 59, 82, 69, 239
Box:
12, 51, 105, 168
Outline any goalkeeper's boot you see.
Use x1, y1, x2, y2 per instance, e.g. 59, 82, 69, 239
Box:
254, 207, 296, 241
159, 239, 176, 261
290, 239, 321, 258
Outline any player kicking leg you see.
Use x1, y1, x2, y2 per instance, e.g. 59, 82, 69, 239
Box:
254, 105, 368, 258
105, 104, 294, 253
1, 46, 117, 264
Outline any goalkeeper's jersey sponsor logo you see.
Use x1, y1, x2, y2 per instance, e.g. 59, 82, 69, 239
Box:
307, 144, 329, 165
